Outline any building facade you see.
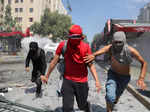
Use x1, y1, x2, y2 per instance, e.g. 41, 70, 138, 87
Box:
3, 0, 67, 32
138, 2, 150, 22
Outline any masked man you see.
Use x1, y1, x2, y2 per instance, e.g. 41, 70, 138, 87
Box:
84, 31, 147, 112
41, 25, 101, 112
25, 42, 47, 98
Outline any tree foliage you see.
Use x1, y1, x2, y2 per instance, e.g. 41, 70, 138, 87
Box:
2, 4, 22, 32
82, 35, 89, 44
30, 22, 41, 35
0, 0, 4, 5
4, 5, 15, 31
30, 8, 72, 42
91, 33, 103, 52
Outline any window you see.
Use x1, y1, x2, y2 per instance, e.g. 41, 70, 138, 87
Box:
30, 0, 33, 3
19, 17, 22, 22
29, 18, 33, 22
19, 8, 23, 12
15, 8, 18, 12
15, 0, 19, 3
20, 0, 23, 3
15, 17, 22, 22
8, 0, 11, 4
29, 8, 33, 13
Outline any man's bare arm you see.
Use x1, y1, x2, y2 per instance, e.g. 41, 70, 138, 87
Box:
46, 54, 60, 78
88, 62, 101, 92
84, 45, 111, 63
41, 54, 60, 83
129, 46, 147, 79
93, 44, 111, 56
129, 46, 147, 90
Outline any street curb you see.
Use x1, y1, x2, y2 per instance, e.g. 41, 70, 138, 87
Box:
0, 56, 25, 64
127, 84, 150, 110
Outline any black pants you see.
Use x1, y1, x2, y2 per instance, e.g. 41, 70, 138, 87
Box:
31, 70, 42, 94
61, 78, 91, 112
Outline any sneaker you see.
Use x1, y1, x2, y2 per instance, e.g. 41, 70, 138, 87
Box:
87, 102, 93, 112
84, 102, 93, 112
56, 90, 62, 97
36, 91, 42, 98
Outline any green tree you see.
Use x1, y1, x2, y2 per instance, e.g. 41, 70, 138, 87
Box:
0, 0, 4, 28
3, 4, 21, 32
30, 22, 41, 35
91, 33, 103, 52
30, 8, 72, 42
4, 5, 15, 31
0, 0, 4, 4
82, 34, 89, 43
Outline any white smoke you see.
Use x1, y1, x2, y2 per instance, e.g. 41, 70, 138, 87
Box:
21, 35, 59, 56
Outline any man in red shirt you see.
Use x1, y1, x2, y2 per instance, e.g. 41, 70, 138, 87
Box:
41, 25, 101, 112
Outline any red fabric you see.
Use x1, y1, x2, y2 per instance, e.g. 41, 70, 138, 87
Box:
69, 25, 82, 37
67, 24, 85, 64
0, 31, 25, 37
25, 27, 32, 37
0, 28, 31, 37
0, 31, 32, 37
67, 39, 84, 64
56, 41, 92, 82
114, 24, 150, 32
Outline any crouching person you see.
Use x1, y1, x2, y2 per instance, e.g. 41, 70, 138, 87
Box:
84, 31, 147, 112
25, 42, 47, 98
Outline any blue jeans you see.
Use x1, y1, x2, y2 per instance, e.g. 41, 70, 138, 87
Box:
105, 69, 131, 104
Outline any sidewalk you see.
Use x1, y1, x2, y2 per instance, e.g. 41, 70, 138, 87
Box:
0, 53, 25, 64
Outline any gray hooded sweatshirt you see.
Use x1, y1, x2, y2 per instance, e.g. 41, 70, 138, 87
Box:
110, 31, 133, 65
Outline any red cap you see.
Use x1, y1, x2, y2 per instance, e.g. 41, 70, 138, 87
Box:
69, 25, 82, 38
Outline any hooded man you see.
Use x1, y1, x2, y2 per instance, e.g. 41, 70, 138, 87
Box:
84, 31, 147, 112
25, 42, 47, 98
40, 25, 101, 112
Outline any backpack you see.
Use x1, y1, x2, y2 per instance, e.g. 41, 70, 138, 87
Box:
57, 41, 67, 79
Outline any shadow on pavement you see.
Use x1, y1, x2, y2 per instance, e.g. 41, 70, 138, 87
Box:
25, 87, 36, 94
54, 104, 106, 112
91, 104, 106, 112
137, 89, 150, 98
130, 80, 150, 98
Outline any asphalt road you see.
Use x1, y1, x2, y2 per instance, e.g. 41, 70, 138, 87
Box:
0, 60, 149, 112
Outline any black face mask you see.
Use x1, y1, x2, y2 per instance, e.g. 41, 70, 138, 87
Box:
112, 41, 124, 54
29, 42, 38, 53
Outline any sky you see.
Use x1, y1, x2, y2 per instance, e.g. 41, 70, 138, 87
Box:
62, 0, 150, 43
